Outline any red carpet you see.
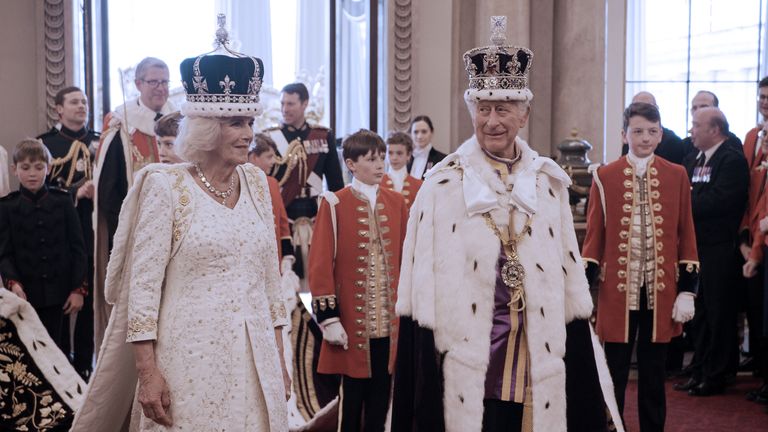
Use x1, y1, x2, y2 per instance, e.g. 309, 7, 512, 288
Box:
622, 376, 767, 431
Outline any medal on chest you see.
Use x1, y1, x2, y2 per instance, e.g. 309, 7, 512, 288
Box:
483, 211, 531, 311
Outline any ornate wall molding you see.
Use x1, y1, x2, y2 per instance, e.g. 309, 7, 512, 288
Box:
44, 0, 66, 126
391, 0, 412, 131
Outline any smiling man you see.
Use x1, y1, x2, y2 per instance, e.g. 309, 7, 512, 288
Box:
37, 86, 100, 380
93, 57, 176, 353
391, 16, 624, 432
582, 102, 699, 430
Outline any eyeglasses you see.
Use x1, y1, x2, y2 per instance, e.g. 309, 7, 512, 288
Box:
140, 79, 170, 88
758, 95, 768, 102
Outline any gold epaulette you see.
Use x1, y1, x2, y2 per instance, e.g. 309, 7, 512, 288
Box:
261, 125, 281, 132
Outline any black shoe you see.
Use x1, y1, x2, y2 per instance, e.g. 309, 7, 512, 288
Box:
739, 356, 756, 373
746, 385, 768, 402
674, 378, 700, 391
688, 381, 725, 397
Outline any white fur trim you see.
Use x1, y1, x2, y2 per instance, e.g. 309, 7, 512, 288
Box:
464, 88, 534, 102
591, 325, 626, 432
181, 101, 263, 118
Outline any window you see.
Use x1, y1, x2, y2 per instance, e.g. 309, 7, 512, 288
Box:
625, 0, 767, 140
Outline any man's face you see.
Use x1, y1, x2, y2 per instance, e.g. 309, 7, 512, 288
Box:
622, 115, 662, 158
281, 92, 308, 128
690, 92, 715, 116
758, 87, 768, 119
473, 100, 529, 158
57, 91, 88, 128
689, 110, 715, 150
135, 66, 170, 112
387, 144, 410, 171
13, 158, 49, 193
346, 150, 385, 186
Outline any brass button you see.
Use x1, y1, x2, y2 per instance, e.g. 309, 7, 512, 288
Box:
355, 306, 363, 312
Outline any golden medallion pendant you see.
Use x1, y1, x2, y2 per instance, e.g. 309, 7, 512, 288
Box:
502, 258, 525, 291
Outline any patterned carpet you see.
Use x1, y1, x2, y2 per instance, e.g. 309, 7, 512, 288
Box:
623, 376, 767, 431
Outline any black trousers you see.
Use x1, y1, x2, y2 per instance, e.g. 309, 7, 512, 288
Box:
482, 399, 523, 432
338, 337, 391, 432
690, 243, 739, 386
36, 304, 65, 351
60, 290, 94, 375
604, 292, 667, 432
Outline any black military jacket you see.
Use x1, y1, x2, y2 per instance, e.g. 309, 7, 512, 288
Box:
0, 185, 87, 308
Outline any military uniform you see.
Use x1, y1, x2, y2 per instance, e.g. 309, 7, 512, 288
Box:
308, 185, 407, 431
38, 124, 99, 377
0, 185, 87, 348
265, 122, 344, 279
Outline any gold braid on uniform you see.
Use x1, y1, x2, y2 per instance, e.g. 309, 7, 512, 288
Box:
49, 140, 92, 187
271, 139, 308, 188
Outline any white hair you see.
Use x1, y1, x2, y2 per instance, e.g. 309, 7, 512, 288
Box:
465, 98, 530, 121
174, 116, 223, 162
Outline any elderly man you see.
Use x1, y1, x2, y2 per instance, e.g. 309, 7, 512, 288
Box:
621, 91, 686, 164
391, 16, 623, 432
676, 107, 749, 396
679, 91, 743, 158
93, 57, 176, 352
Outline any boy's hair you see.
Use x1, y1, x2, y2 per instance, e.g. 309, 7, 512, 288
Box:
154, 111, 183, 137
622, 102, 661, 132
386, 131, 413, 153
249, 133, 278, 156
13, 139, 52, 164
343, 129, 386, 161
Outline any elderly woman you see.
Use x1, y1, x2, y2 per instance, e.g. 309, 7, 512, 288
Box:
71, 50, 289, 430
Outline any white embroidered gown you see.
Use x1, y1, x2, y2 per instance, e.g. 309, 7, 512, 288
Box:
124, 167, 288, 431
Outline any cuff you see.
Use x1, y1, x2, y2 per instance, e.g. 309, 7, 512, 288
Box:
126, 316, 157, 342
71, 287, 88, 297
281, 238, 295, 258
270, 301, 289, 328
677, 262, 700, 295
312, 295, 340, 323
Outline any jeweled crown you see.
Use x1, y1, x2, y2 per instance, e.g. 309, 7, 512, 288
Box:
463, 16, 533, 101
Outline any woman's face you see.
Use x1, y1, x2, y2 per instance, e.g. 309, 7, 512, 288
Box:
215, 116, 255, 165
411, 120, 433, 149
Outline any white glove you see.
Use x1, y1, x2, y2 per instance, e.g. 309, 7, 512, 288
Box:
280, 256, 295, 275
321, 319, 348, 350
671, 292, 695, 323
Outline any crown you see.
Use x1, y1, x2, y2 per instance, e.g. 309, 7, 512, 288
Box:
463, 16, 534, 102
179, 14, 264, 117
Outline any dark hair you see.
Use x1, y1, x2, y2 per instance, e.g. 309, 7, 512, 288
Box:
343, 129, 386, 161
54, 86, 84, 106
249, 133, 278, 156
696, 90, 719, 107
281, 82, 309, 102
13, 138, 52, 164
622, 102, 661, 131
410, 115, 434, 132
154, 111, 182, 137
759, 76, 768, 89
386, 131, 414, 153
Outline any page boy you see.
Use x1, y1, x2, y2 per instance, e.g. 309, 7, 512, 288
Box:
308, 129, 408, 431
382, 131, 422, 209
0, 139, 87, 348
582, 102, 699, 431
154, 111, 183, 164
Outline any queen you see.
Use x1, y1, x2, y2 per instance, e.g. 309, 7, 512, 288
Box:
71, 32, 290, 431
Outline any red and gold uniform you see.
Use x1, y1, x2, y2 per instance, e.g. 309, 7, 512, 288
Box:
381, 172, 422, 209
583, 156, 699, 343
741, 126, 768, 262
267, 175, 292, 262
308, 186, 407, 378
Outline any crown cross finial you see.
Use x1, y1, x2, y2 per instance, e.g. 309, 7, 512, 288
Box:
490, 16, 507, 45
215, 13, 229, 47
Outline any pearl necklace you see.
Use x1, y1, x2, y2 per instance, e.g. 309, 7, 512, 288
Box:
194, 163, 235, 204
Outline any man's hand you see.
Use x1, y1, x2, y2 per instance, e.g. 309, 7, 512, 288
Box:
671, 292, 695, 323
321, 320, 348, 350
280, 255, 295, 275
63, 292, 84, 315
137, 366, 173, 426
76, 180, 94, 200
743, 259, 760, 278
760, 216, 768, 234
739, 243, 752, 261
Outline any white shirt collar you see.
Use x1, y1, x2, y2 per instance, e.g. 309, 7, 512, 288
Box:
387, 165, 408, 192
412, 143, 432, 158
351, 178, 379, 210
626, 152, 654, 177
697, 139, 726, 164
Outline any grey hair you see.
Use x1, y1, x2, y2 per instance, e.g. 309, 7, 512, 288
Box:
174, 116, 223, 162
135, 57, 169, 81
465, 99, 531, 121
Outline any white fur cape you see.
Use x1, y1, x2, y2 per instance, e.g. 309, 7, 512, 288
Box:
396, 136, 624, 432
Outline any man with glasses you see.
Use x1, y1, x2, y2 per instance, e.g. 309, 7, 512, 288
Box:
93, 57, 175, 352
